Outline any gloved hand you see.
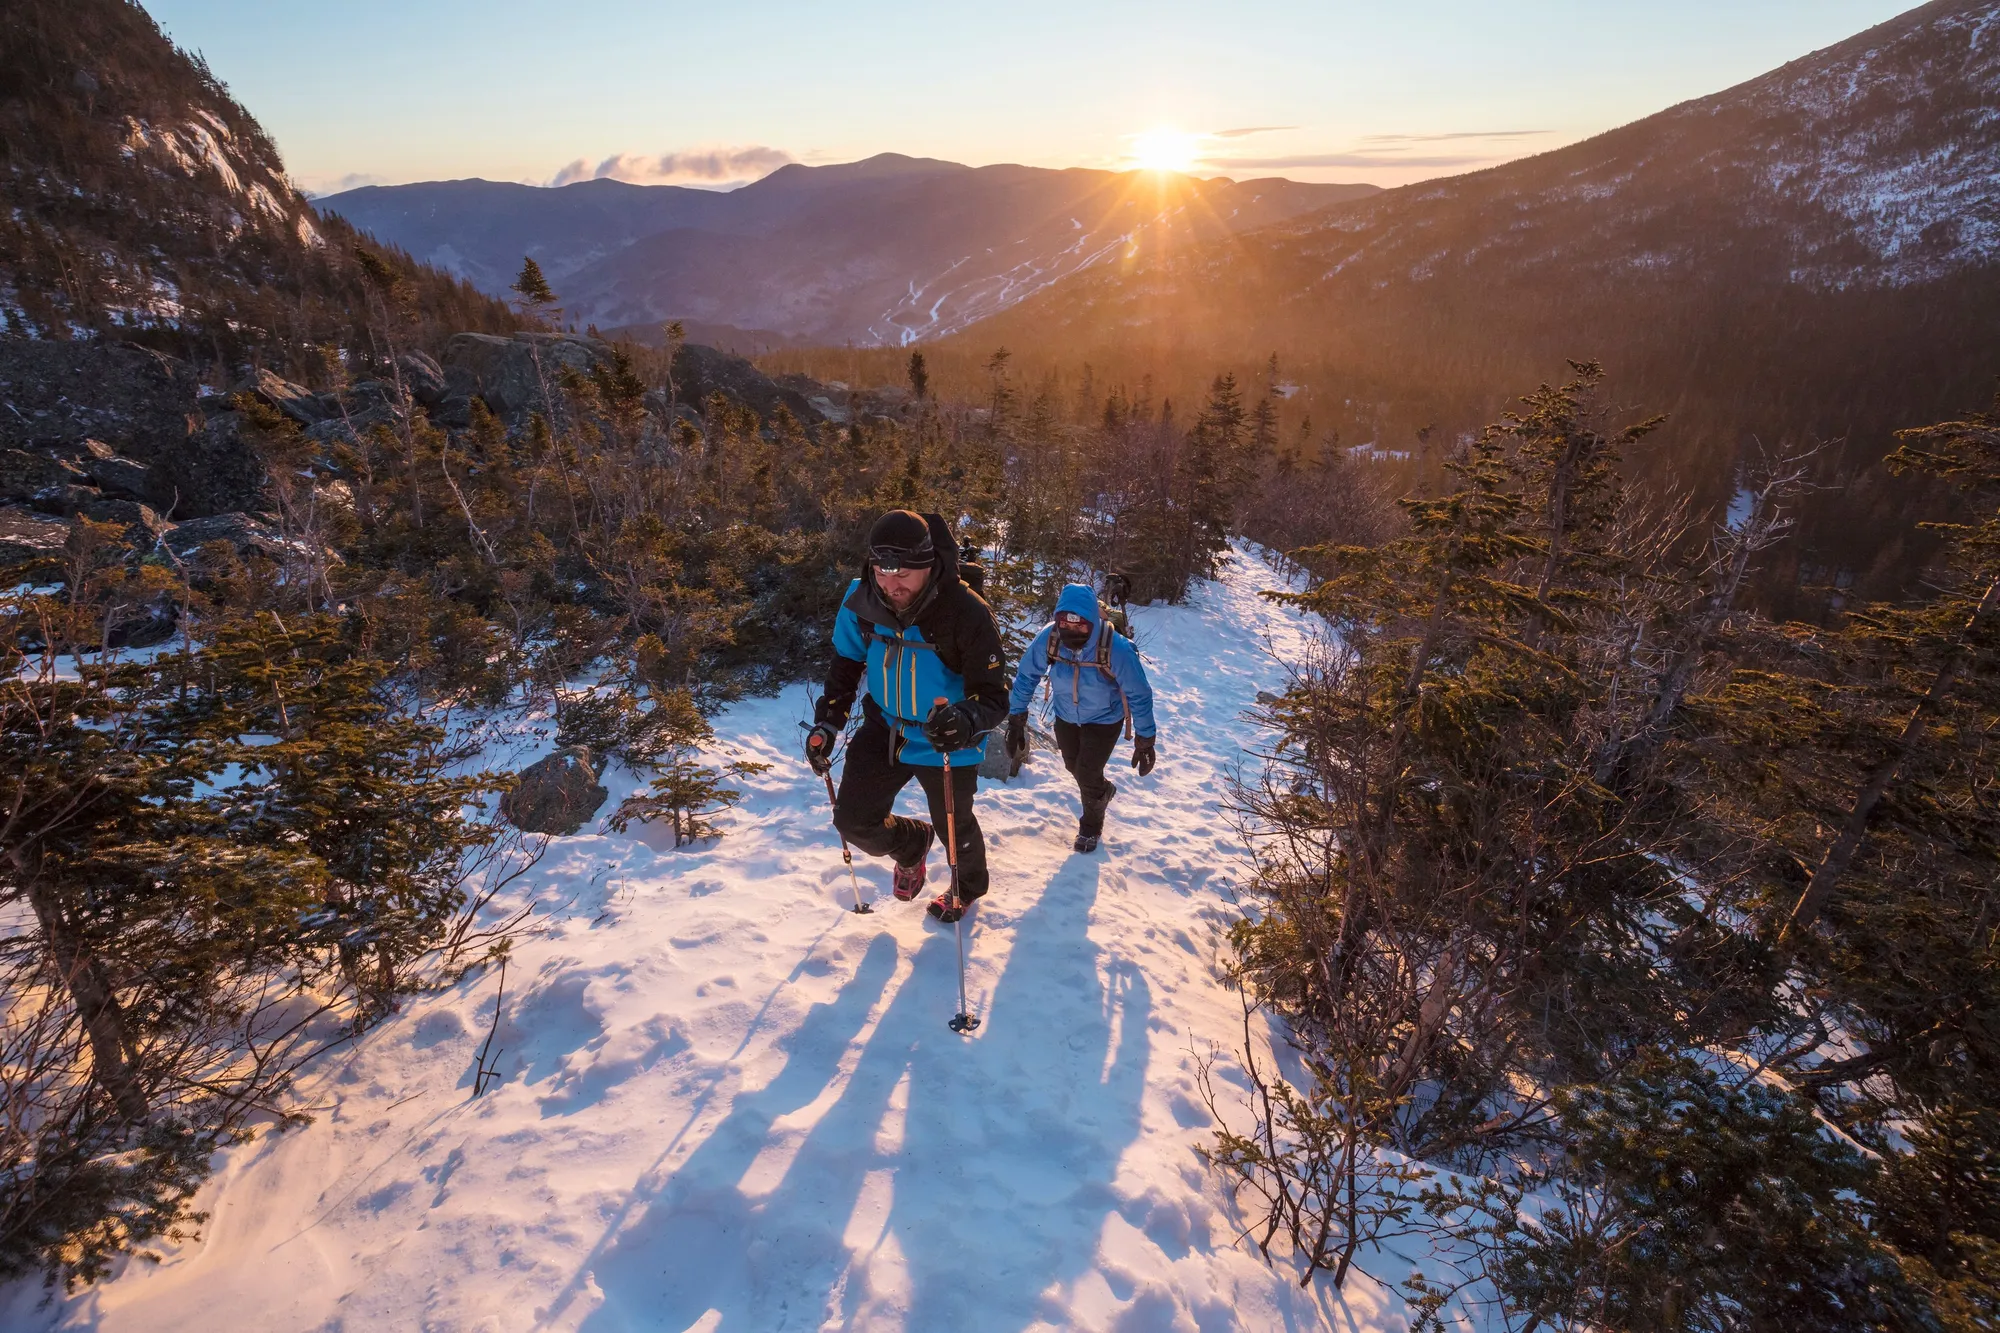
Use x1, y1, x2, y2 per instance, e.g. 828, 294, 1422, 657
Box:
924, 700, 977, 752
804, 723, 838, 776
1004, 713, 1029, 763
1131, 733, 1157, 777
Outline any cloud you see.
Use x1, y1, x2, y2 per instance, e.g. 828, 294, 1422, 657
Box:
1210, 125, 1299, 139
1358, 130, 1549, 144
1199, 152, 1496, 170
299, 171, 387, 198
549, 146, 794, 188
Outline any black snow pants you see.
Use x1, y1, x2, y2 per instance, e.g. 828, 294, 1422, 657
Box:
834, 711, 988, 900
1054, 719, 1124, 834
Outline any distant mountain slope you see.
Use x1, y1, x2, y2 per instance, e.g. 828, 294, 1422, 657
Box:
323, 158, 1379, 345
0, 0, 514, 366
945, 0, 2000, 609
985, 0, 1999, 340
314, 176, 743, 296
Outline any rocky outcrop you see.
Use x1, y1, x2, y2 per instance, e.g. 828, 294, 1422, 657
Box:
0, 508, 71, 569
397, 351, 448, 407
441, 332, 610, 418
159, 511, 294, 563
0, 449, 88, 506
249, 369, 330, 426
154, 411, 267, 517
501, 746, 610, 836
0, 343, 268, 519
671, 343, 824, 425
0, 340, 202, 460
77, 497, 171, 543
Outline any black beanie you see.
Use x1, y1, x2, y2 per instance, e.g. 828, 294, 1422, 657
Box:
867, 510, 934, 562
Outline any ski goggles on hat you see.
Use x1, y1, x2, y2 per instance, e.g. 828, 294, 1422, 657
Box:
1055, 611, 1092, 629
870, 542, 933, 574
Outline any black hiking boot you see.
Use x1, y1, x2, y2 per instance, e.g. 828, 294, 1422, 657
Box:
1074, 782, 1117, 853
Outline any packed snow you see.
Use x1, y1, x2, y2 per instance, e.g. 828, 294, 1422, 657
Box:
6, 547, 1421, 1333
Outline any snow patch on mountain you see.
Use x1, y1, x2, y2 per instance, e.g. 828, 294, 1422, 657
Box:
1742, 1, 2000, 283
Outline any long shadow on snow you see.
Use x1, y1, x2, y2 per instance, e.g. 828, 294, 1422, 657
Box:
581, 856, 1150, 1332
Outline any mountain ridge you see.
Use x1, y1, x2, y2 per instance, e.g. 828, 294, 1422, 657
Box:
323, 156, 1380, 345
0, 0, 517, 369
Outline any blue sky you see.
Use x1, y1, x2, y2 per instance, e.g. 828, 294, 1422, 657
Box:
141, 1, 1916, 194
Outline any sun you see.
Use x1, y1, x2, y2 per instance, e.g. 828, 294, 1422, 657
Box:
1129, 126, 1201, 174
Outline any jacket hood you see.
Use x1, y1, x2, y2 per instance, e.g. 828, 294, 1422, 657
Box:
1054, 584, 1101, 648
851, 511, 961, 627
1055, 584, 1100, 622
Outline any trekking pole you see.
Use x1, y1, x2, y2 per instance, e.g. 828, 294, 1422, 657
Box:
935, 697, 981, 1034
822, 769, 873, 915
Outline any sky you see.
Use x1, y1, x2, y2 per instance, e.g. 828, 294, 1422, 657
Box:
140, 0, 1918, 196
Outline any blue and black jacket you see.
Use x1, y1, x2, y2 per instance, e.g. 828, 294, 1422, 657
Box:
815, 514, 1010, 767
1009, 583, 1157, 735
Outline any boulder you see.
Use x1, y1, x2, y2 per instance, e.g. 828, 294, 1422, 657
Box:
250, 369, 328, 426
83, 452, 155, 504
501, 746, 609, 836
0, 449, 88, 504
425, 395, 474, 429
40, 483, 101, 517
671, 343, 825, 425
978, 723, 1058, 781
397, 352, 448, 407
78, 497, 171, 543
0, 507, 71, 570
153, 411, 267, 517
107, 592, 178, 649
0, 340, 202, 460
641, 389, 703, 431
159, 511, 292, 563
441, 332, 609, 419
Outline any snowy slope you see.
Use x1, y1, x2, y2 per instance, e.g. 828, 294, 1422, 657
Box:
8, 548, 1411, 1333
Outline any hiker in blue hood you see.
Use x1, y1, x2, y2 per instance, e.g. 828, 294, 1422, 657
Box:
803, 510, 1010, 923
1005, 582, 1159, 852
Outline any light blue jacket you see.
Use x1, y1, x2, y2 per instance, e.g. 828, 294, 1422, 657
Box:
1008, 584, 1157, 735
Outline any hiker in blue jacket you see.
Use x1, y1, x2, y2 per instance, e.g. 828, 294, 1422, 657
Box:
803, 510, 1010, 923
1005, 583, 1159, 852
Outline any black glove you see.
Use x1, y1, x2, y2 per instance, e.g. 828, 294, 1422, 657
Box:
1004, 713, 1029, 763
924, 700, 977, 752
804, 723, 838, 776
1131, 733, 1157, 777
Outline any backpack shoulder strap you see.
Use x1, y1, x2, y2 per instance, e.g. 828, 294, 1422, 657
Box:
1099, 631, 1132, 738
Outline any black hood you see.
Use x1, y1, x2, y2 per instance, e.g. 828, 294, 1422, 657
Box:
849, 511, 959, 627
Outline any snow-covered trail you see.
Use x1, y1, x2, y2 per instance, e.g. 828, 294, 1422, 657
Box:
15, 548, 1407, 1333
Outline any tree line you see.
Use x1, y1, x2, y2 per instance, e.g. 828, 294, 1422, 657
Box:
1210, 362, 2000, 1329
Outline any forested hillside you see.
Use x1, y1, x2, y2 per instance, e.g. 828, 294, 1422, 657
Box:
1, 0, 1997, 1327
792, 0, 2000, 617
0, 0, 517, 372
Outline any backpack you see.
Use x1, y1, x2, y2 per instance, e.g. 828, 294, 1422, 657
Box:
1099, 599, 1133, 641
1045, 624, 1133, 739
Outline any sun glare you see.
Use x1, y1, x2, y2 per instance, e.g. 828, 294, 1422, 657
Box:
1130, 126, 1201, 174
